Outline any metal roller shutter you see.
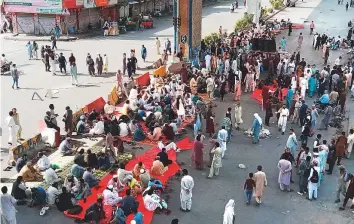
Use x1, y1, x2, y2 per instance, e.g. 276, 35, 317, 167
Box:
17, 14, 34, 34
38, 15, 56, 35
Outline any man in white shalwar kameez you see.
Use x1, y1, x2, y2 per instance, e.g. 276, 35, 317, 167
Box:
128, 86, 138, 101
5, 111, 19, 146
102, 185, 122, 206
218, 126, 228, 158
277, 105, 289, 135
205, 53, 211, 71
180, 169, 194, 212
222, 199, 235, 224
347, 129, 354, 158
234, 103, 243, 129
300, 77, 308, 99
158, 140, 180, 152
0, 186, 17, 224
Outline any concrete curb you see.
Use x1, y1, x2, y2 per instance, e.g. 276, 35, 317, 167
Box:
262, 1, 299, 21
4, 35, 78, 42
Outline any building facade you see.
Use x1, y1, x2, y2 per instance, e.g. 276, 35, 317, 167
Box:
3, 0, 172, 34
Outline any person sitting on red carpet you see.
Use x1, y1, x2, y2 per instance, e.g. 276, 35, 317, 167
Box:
84, 197, 106, 223
151, 157, 168, 176
107, 175, 124, 193
120, 189, 139, 216
126, 176, 142, 196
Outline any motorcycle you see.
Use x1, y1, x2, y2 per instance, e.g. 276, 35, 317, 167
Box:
1, 61, 12, 75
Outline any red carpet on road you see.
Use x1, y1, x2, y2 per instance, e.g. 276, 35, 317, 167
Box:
118, 117, 194, 146
64, 138, 193, 223
250, 86, 288, 105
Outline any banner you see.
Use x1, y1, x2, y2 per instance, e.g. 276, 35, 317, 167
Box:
12, 133, 44, 160
64, 0, 84, 8
4, 0, 63, 14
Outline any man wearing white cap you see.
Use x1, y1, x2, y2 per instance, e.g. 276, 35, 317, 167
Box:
307, 160, 320, 201
103, 185, 122, 206
107, 175, 124, 193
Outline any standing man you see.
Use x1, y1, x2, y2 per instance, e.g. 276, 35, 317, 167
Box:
141, 45, 147, 63
277, 104, 289, 135
155, 37, 161, 55
165, 38, 171, 55
122, 53, 127, 76
58, 53, 67, 74
5, 110, 19, 147
286, 129, 298, 157
264, 99, 273, 126
0, 186, 17, 224
254, 165, 267, 205
12, 108, 23, 141
297, 33, 304, 49
347, 129, 354, 158
54, 24, 61, 39
86, 54, 95, 76
288, 21, 292, 36
96, 53, 103, 76
339, 174, 354, 210
217, 126, 228, 158
10, 64, 19, 89
51, 35, 57, 50
63, 106, 73, 136
299, 100, 308, 126
310, 21, 315, 34
307, 160, 320, 201
180, 169, 194, 212
311, 105, 319, 129
280, 37, 287, 51
69, 53, 76, 66
103, 54, 108, 75
335, 166, 348, 203
336, 132, 347, 165
278, 154, 293, 192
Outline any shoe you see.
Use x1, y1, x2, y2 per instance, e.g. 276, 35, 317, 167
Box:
339, 207, 345, 210
180, 207, 186, 212
297, 192, 303, 196
176, 148, 181, 152
306, 197, 312, 201
186, 209, 191, 212
313, 197, 317, 200
246, 201, 250, 205
39, 207, 46, 216
43, 206, 49, 210
290, 180, 294, 183
282, 132, 285, 135
351, 205, 354, 209
334, 199, 340, 203
289, 189, 294, 192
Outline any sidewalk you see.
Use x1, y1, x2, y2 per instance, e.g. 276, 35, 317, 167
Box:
3, 0, 293, 42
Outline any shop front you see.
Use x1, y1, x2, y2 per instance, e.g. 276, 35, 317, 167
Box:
3, 0, 63, 34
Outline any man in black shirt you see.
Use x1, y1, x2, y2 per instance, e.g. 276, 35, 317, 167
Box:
299, 58, 306, 68
157, 148, 172, 167
58, 53, 67, 73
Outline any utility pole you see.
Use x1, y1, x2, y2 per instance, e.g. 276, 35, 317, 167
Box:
173, 0, 180, 53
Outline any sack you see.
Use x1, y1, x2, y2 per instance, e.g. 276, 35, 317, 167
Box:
310, 168, 319, 183
67, 205, 83, 215
260, 65, 264, 72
